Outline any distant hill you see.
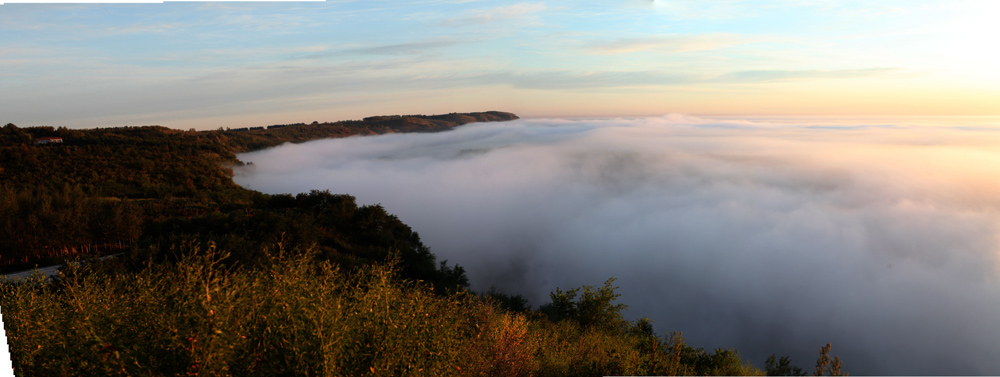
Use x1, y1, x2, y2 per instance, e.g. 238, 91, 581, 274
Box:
361, 111, 518, 127
222, 111, 518, 152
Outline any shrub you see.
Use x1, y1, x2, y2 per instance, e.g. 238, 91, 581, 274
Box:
1, 243, 482, 376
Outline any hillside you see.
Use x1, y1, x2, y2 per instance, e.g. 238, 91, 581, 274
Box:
0, 111, 843, 376
0, 112, 516, 272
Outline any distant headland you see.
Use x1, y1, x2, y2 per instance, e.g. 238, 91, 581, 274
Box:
218, 111, 519, 152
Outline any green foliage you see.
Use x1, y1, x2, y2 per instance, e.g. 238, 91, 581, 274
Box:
0, 123, 33, 145
0, 248, 768, 377
481, 287, 531, 313
766, 354, 806, 376
680, 347, 757, 376
1, 243, 484, 376
0, 113, 515, 273
765, 344, 849, 377
0, 240, 824, 377
127, 190, 466, 294
0, 186, 143, 272
539, 277, 628, 331
529, 309, 763, 377
813, 343, 847, 376
529, 279, 768, 376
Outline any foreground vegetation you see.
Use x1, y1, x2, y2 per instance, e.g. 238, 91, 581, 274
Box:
2, 242, 846, 376
0, 112, 846, 375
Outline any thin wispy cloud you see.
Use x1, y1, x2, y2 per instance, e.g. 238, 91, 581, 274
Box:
439, 2, 546, 26
190, 44, 331, 62
715, 67, 902, 82
503, 70, 698, 89
217, 13, 309, 31
344, 39, 462, 56
0, 53, 484, 127
103, 22, 190, 34
408, 0, 485, 4
587, 33, 764, 55
497, 67, 898, 90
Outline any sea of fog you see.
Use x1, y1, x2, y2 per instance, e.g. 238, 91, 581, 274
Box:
235, 114, 1000, 375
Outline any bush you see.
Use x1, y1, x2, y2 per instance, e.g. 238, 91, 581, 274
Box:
1, 243, 482, 376
1, 244, 822, 377
539, 277, 628, 331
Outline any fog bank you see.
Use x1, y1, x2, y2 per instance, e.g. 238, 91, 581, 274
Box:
236, 115, 1000, 374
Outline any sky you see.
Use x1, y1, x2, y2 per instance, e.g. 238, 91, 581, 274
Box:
2, 0, 1000, 130
4, 1, 1000, 373
235, 115, 1000, 374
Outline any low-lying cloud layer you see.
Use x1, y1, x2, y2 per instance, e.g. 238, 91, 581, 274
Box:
235, 115, 1000, 374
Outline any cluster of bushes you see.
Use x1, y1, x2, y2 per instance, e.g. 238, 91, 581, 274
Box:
2, 241, 800, 376
120, 190, 469, 295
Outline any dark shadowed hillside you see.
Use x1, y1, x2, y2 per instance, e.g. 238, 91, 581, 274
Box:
0, 112, 516, 272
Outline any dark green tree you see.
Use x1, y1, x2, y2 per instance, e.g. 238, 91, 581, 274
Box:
540, 277, 628, 331
766, 354, 806, 376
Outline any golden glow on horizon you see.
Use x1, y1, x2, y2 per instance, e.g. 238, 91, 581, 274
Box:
503, 83, 1000, 121
14, 1, 1000, 131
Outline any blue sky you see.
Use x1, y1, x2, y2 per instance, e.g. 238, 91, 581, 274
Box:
2, 0, 998, 129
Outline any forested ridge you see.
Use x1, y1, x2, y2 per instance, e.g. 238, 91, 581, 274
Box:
0, 111, 845, 376
0, 111, 516, 272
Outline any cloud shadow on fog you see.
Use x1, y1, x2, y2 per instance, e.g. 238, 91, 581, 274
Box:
235, 115, 1000, 375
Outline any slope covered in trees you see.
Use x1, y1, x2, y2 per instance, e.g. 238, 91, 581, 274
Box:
0, 112, 516, 272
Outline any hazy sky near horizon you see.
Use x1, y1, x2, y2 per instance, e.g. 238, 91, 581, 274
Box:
2, 0, 999, 129
235, 115, 1000, 374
